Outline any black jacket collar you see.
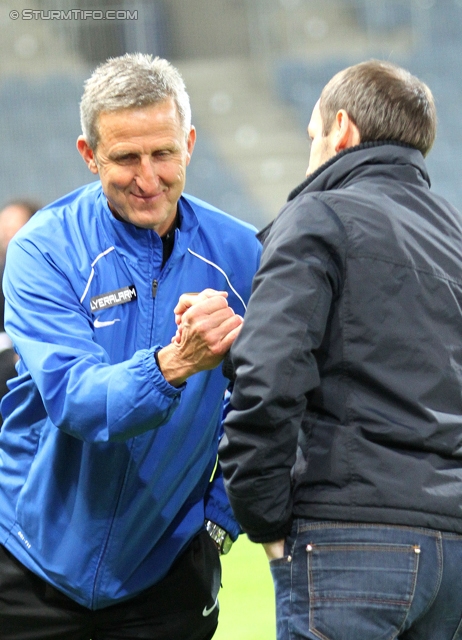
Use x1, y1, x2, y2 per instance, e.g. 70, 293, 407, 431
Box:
258, 142, 430, 243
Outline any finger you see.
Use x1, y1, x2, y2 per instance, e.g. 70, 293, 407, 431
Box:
181, 297, 232, 327
217, 318, 244, 352
197, 314, 243, 354
174, 289, 228, 316
184, 307, 237, 336
197, 288, 229, 300
171, 327, 182, 343
174, 293, 199, 320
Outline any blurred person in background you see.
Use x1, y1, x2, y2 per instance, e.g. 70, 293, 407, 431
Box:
0, 200, 40, 267
0, 200, 39, 418
0, 53, 260, 640
219, 60, 462, 639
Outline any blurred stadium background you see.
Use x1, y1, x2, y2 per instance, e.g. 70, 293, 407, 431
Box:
1, 1, 461, 637
2, 0, 462, 228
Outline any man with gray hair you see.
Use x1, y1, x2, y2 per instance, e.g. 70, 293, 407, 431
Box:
0, 53, 261, 639
220, 59, 462, 639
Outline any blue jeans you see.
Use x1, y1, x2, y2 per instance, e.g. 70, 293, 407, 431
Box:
270, 520, 462, 640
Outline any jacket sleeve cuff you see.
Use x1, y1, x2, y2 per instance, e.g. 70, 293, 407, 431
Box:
205, 503, 241, 541
146, 346, 186, 397
243, 518, 293, 544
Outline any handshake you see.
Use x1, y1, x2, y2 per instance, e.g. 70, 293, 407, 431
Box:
156, 289, 243, 387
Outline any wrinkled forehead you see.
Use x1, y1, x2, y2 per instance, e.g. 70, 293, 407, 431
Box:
96, 99, 180, 126
93, 99, 185, 148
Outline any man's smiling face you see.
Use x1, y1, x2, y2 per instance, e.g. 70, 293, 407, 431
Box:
78, 98, 195, 235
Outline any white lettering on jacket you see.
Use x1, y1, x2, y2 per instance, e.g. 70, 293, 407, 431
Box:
90, 285, 137, 312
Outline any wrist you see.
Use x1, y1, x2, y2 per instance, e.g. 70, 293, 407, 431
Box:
263, 539, 286, 561
155, 344, 191, 387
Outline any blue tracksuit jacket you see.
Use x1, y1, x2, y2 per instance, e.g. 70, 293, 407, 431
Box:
0, 181, 261, 609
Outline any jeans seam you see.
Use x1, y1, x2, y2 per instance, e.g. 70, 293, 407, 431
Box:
408, 532, 443, 626
296, 521, 458, 538
287, 521, 299, 640
393, 544, 421, 639
306, 547, 330, 640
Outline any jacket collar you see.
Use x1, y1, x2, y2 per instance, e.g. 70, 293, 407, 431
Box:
258, 142, 430, 242
288, 140, 430, 200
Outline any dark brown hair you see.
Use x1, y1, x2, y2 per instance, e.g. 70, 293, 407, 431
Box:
319, 60, 437, 157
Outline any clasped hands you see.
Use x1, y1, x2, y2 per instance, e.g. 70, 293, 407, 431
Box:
157, 290, 287, 563
156, 289, 243, 387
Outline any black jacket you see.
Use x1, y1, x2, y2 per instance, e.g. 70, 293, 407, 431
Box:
219, 142, 462, 543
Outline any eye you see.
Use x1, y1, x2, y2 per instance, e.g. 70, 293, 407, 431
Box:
114, 153, 138, 164
154, 150, 171, 159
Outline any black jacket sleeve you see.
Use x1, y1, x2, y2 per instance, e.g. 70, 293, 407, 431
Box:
219, 195, 345, 542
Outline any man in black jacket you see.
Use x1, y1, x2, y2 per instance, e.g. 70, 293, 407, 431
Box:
219, 60, 462, 639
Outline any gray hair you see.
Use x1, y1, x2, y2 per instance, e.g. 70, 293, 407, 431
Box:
80, 53, 192, 150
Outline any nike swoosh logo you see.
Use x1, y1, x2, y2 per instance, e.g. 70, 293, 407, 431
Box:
94, 318, 120, 328
202, 598, 218, 617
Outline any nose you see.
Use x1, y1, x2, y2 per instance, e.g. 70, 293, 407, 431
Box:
134, 156, 159, 193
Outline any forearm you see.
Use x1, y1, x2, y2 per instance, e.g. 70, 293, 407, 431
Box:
13, 335, 182, 442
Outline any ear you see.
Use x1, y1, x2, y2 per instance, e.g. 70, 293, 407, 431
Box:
185, 126, 196, 166
333, 110, 361, 152
77, 136, 99, 175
